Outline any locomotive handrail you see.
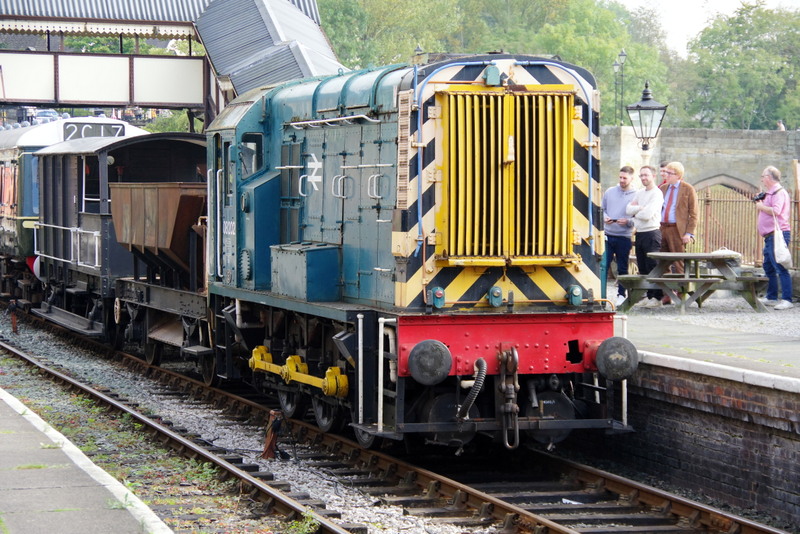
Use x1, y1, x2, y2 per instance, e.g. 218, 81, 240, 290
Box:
331, 174, 346, 199
340, 163, 393, 169
357, 313, 364, 425
215, 169, 222, 278
377, 316, 397, 433
32, 222, 101, 269
288, 114, 381, 129
367, 173, 383, 199
298, 174, 308, 197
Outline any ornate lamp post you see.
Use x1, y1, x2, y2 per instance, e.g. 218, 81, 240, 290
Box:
616, 49, 627, 125
626, 81, 668, 151
612, 60, 620, 125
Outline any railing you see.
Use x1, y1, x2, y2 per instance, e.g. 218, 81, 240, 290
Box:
33, 222, 101, 269
687, 185, 799, 268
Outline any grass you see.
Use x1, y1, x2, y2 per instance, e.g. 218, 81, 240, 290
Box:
14, 464, 48, 470
285, 510, 320, 534
0, 355, 284, 532
107, 495, 133, 510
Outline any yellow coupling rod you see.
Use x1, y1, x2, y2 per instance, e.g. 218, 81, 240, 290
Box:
249, 346, 349, 398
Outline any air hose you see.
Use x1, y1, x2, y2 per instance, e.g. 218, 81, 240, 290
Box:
457, 357, 487, 420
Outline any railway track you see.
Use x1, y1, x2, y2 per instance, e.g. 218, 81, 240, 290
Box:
0, 336, 357, 534
0, 316, 790, 534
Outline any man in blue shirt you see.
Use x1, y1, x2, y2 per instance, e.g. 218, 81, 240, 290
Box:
602, 166, 637, 306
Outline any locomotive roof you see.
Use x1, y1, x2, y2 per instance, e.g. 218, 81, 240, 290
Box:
0, 117, 148, 151
35, 131, 206, 157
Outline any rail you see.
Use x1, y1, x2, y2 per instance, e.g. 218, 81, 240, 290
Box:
6, 309, 788, 534
0, 338, 353, 534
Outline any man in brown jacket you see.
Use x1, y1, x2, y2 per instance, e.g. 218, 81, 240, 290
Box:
659, 162, 698, 281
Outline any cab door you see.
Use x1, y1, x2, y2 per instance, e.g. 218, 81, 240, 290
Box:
210, 132, 237, 286
359, 123, 396, 305
300, 128, 346, 245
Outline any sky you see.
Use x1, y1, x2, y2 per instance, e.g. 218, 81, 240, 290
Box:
616, 0, 800, 55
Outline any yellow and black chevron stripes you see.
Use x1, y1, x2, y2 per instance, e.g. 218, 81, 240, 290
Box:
392, 58, 603, 309
402, 262, 602, 309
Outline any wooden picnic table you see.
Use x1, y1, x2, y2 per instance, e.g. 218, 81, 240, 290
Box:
617, 251, 768, 314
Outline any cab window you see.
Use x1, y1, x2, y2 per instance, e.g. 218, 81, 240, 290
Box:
239, 133, 264, 179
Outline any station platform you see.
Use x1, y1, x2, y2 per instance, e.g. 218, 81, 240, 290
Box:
616, 313, 800, 393
0, 387, 173, 534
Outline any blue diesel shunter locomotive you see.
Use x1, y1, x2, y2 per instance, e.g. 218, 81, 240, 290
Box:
202, 52, 638, 450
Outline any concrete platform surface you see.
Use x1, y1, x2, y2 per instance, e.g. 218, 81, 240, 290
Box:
617, 313, 800, 393
0, 387, 172, 534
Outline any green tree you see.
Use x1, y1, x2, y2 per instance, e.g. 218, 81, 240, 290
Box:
317, 0, 800, 130
166, 38, 206, 56
687, 1, 800, 129
523, 1, 668, 125
143, 110, 201, 133
318, 0, 461, 68
63, 35, 156, 54
450, 0, 570, 54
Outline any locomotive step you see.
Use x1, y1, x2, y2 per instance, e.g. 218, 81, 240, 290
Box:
181, 345, 214, 358
30, 306, 104, 337
64, 280, 90, 296
350, 423, 402, 440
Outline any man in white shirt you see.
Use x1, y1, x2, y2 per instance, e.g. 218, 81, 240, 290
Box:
626, 165, 664, 307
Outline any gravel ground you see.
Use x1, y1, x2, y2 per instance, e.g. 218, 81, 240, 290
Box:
611, 281, 800, 337
2, 294, 796, 533
0, 316, 498, 534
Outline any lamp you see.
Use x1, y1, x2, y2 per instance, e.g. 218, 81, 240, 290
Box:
412, 45, 428, 65
612, 60, 620, 124
626, 81, 667, 151
617, 49, 627, 125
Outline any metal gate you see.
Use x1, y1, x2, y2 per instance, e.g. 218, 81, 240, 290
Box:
687, 184, 798, 267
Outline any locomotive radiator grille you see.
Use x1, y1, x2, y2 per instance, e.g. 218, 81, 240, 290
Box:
440, 88, 575, 265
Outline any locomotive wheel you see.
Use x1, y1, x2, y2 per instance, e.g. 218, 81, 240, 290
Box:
353, 426, 377, 449
113, 298, 123, 324
144, 342, 162, 366
200, 352, 218, 387
349, 405, 378, 448
104, 305, 124, 350
311, 396, 344, 433
524, 390, 576, 445
278, 388, 308, 419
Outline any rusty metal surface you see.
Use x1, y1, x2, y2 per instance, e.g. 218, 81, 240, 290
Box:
110, 182, 206, 272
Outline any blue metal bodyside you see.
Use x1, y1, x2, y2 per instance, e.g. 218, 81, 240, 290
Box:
271, 242, 341, 301
270, 65, 408, 307
232, 95, 282, 291
240, 173, 281, 290
207, 64, 411, 308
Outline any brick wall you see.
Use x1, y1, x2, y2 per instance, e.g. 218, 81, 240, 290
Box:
602, 127, 800, 192
562, 364, 800, 528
